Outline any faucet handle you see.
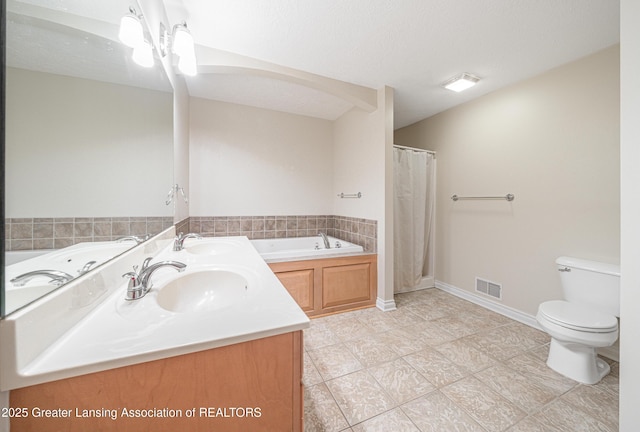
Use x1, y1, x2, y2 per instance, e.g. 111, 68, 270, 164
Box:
122, 270, 144, 301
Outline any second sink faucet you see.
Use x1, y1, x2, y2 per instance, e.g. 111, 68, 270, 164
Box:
10, 270, 75, 287
123, 258, 186, 301
318, 232, 331, 249
173, 232, 203, 251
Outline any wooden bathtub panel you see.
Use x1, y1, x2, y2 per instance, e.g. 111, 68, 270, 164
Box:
269, 255, 377, 317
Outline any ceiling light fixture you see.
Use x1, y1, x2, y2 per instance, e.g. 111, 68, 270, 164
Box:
442, 73, 480, 92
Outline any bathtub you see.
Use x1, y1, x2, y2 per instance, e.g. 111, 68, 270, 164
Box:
250, 236, 364, 261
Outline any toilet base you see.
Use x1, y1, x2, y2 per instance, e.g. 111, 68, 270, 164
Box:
547, 338, 610, 384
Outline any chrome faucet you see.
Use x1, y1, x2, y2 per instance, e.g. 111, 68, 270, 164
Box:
173, 232, 203, 251
122, 258, 186, 301
116, 235, 149, 244
78, 260, 97, 275
10, 270, 75, 287
318, 232, 331, 249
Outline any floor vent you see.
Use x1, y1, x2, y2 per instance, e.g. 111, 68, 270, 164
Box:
475, 277, 502, 300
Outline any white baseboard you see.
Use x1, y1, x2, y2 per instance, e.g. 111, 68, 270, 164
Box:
376, 297, 397, 312
435, 280, 542, 331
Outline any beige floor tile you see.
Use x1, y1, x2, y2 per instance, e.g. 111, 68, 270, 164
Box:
560, 384, 619, 430
467, 324, 548, 361
303, 290, 618, 431
434, 338, 497, 372
386, 308, 428, 327
368, 358, 436, 404
304, 322, 340, 351
308, 343, 364, 380
474, 363, 557, 413
355, 307, 402, 332
441, 376, 526, 432
325, 318, 377, 343
326, 370, 396, 425
401, 391, 485, 432
304, 383, 349, 432
304, 351, 324, 387
404, 347, 470, 387
400, 300, 451, 321
371, 327, 431, 356
597, 361, 619, 395
537, 399, 616, 432
402, 320, 458, 346
351, 408, 419, 432
504, 353, 577, 395
505, 416, 551, 432
346, 335, 399, 368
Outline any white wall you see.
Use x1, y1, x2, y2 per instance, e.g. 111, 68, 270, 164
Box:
395, 46, 620, 317
5, 68, 173, 218
619, 0, 640, 429
189, 98, 334, 216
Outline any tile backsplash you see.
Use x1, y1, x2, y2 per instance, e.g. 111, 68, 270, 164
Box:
5, 217, 174, 251
187, 215, 377, 253
5, 215, 378, 254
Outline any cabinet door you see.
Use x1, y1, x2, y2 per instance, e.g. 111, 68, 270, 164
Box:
274, 269, 315, 312
322, 263, 372, 308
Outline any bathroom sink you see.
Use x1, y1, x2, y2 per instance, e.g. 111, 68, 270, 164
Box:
183, 239, 240, 255
156, 270, 249, 313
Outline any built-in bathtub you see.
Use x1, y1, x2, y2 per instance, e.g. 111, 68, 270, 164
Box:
250, 235, 363, 261
251, 236, 375, 317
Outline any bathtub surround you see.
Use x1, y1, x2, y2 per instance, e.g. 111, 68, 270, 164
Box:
4, 217, 174, 251
187, 215, 377, 253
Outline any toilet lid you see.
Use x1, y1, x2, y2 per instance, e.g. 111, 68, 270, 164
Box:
539, 300, 618, 332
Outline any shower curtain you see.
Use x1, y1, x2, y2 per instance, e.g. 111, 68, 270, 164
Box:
393, 147, 435, 293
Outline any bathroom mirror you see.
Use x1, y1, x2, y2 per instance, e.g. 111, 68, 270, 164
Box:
2, 0, 174, 316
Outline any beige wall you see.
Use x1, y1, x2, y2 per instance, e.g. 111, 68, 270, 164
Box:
188, 98, 334, 216
5, 68, 173, 218
395, 46, 620, 316
333, 87, 395, 309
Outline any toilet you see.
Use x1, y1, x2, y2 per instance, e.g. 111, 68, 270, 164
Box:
536, 256, 620, 384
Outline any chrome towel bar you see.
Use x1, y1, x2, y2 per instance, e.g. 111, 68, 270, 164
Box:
451, 194, 514, 202
338, 192, 362, 198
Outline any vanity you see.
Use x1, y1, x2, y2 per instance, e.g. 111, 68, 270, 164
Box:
1, 229, 310, 431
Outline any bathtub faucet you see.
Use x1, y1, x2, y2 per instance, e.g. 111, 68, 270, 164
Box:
173, 232, 203, 251
123, 258, 186, 300
318, 232, 331, 249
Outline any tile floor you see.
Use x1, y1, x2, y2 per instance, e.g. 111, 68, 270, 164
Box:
302, 289, 619, 432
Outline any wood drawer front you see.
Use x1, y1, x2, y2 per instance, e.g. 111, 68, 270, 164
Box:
321, 263, 372, 308
274, 269, 315, 312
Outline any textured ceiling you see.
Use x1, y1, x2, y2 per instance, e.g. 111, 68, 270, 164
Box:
8, 1, 620, 129
171, 0, 619, 128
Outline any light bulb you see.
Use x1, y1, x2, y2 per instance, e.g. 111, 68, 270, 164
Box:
172, 24, 194, 57
119, 13, 144, 48
178, 51, 197, 76
132, 40, 154, 68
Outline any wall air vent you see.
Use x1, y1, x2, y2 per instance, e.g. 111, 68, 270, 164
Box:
475, 277, 502, 300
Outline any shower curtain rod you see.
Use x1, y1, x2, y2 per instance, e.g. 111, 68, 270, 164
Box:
393, 144, 436, 156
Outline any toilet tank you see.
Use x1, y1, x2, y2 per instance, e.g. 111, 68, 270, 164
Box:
556, 256, 620, 317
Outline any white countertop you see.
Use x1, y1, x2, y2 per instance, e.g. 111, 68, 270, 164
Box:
1, 235, 310, 390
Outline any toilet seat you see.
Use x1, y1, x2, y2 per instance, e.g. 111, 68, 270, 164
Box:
538, 300, 617, 333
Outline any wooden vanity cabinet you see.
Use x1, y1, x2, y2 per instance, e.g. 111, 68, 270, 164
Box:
269, 254, 377, 317
10, 331, 303, 432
